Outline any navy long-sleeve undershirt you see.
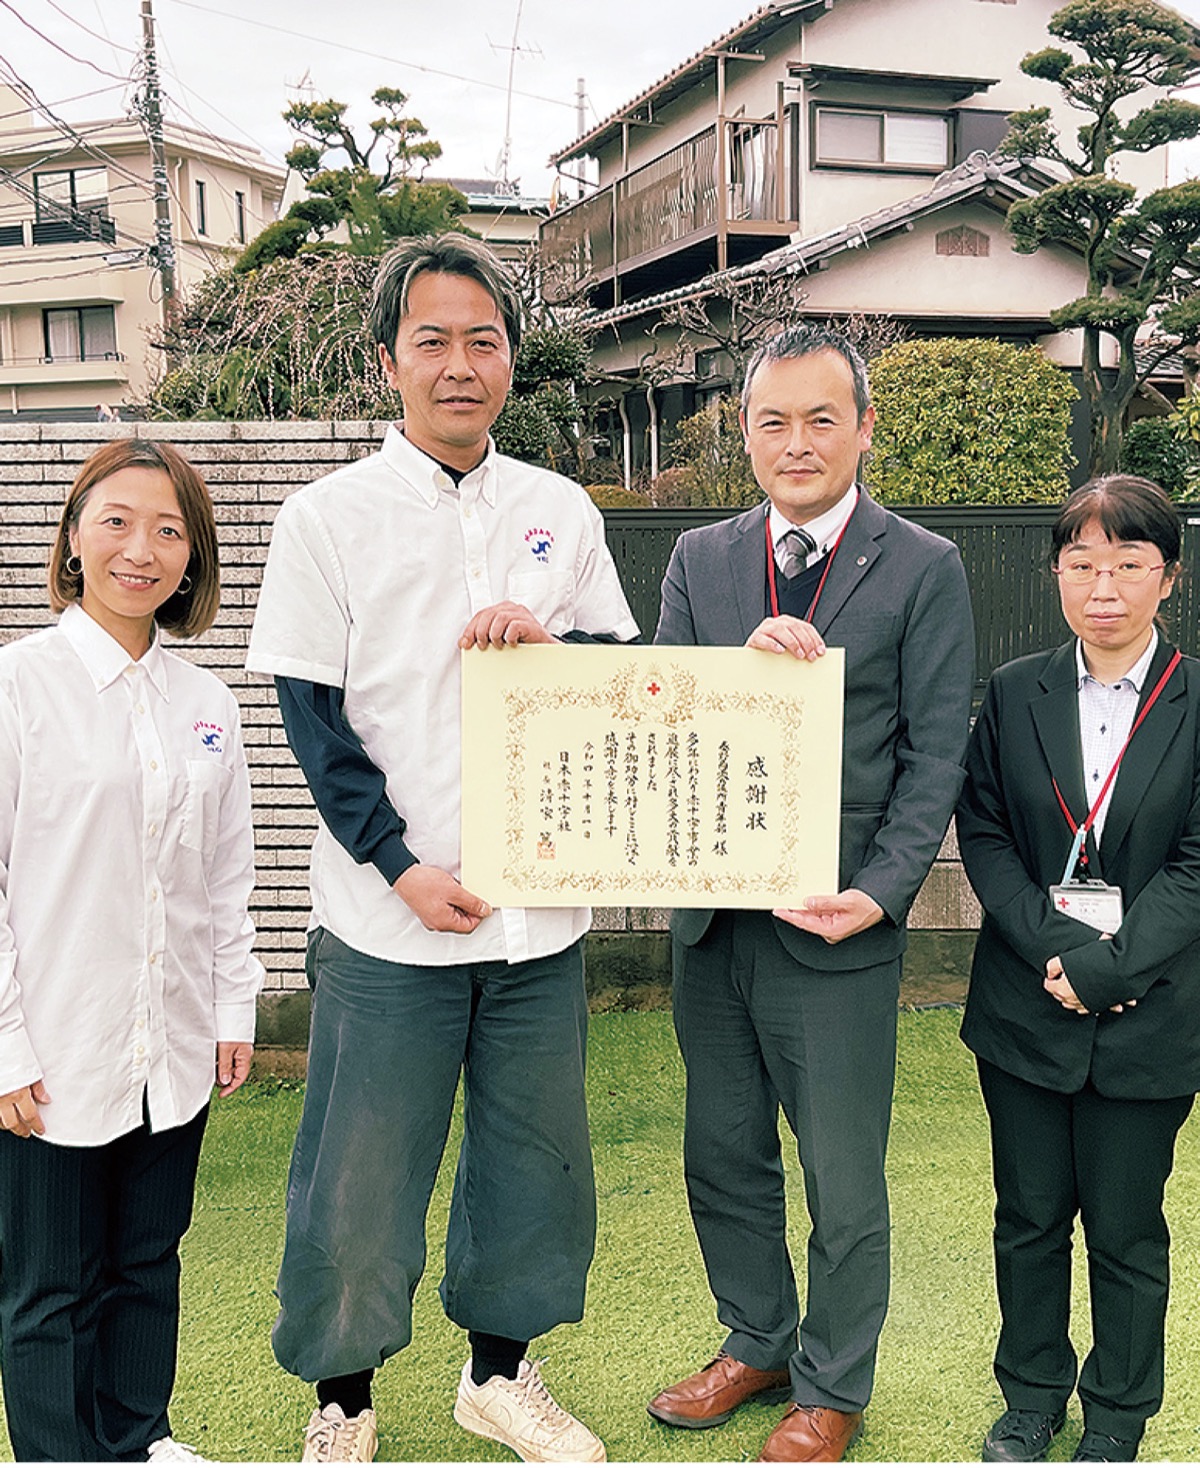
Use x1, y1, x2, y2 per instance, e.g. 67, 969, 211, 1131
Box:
275, 677, 417, 887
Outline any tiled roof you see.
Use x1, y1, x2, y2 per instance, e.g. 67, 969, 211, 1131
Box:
550, 0, 818, 165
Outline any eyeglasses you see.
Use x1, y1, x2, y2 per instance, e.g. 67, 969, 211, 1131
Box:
1053, 560, 1166, 586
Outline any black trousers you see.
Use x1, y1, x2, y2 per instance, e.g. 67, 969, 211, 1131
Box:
0, 1106, 208, 1462
977, 1058, 1193, 1441
673, 910, 900, 1413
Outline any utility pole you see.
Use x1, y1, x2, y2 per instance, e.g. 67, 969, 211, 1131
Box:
139, 0, 179, 352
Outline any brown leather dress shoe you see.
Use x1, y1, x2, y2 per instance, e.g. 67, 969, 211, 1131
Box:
647, 1351, 792, 1429
758, 1404, 864, 1462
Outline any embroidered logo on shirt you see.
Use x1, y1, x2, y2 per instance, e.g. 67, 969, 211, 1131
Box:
194, 720, 224, 754
524, 527, 555, 563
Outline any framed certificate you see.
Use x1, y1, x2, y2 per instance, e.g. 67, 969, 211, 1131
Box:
461, 645, 843, 908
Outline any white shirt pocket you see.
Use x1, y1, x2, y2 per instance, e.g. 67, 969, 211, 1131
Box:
507, 570, 575, 636
180, 760, 233, 858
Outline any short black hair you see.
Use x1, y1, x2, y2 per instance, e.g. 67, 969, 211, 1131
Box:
1050, 474, 1181, 569
368, 232, 523, 356
741, 323, 871, 422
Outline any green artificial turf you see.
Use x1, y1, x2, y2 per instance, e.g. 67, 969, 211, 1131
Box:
3, 1008, 1200, 1462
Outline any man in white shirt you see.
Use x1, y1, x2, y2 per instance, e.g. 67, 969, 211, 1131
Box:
247, 233, 638, 1464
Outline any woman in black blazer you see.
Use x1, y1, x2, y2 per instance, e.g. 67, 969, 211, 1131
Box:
957, 475, 1200, 1466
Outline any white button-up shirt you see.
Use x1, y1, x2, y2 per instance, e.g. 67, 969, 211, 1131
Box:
247, 424, 640, 966
769, 483, 859, 572
1075, 630, 1158, 844
0, 604, 263, 1145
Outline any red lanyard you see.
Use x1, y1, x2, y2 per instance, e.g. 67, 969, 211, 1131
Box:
1052, 648, 1181, 875
765, 491, 859, 623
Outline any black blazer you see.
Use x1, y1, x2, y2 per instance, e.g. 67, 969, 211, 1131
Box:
958, 638, 1200, 1099
654, 491, 975, 971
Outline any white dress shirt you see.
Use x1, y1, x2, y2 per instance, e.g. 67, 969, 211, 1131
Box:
247, 424, 640, 967
769, 483, 860, 572
0, 604, 263, 1146
1075, 629, 1158, 844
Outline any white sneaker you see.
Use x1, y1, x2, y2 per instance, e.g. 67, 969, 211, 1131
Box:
454, 1358, 606, 1462
300, 1403, 379, 1462
147, 1440, 207, 1463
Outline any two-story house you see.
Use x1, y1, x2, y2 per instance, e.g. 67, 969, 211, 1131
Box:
0, 86, 285, 420
540, 0, 1183, 481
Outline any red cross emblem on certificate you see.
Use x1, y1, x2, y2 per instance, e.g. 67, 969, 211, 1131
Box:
647, 682, 661, 695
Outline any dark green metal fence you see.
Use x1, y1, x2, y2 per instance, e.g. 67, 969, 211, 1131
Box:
602, 505, 1200, 695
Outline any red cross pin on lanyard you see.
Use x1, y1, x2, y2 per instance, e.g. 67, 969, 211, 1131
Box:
1052, 649, 1182, 884
765, 492, 860, 623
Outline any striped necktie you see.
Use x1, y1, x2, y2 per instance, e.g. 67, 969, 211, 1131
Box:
777, 525, 818, 580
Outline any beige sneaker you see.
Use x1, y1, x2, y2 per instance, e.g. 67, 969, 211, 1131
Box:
454, 1358, 606, 1462
300, 1403, 378, 1462
147, 1441, 207, 1463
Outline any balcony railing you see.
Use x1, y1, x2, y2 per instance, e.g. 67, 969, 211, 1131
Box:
540, 191, 614, 301
0, 216, 118, 248
615, 125, 720, 263
0, 352, 125, 367
33, 215, 117, 246
542, 118, 791, 302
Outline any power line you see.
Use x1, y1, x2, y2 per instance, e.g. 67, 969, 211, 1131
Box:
0, 60, 158, 196
0, 260, 145, 289
90, 0, 130, 72
35, 0, 139, 54
0, 83, 126, 124
0, 136, 156, 257
153, 14, 285, 167
160, 0, 577, 110
0, 0, 130, 82
160, 66, 284, 166
0, 160, 152, 253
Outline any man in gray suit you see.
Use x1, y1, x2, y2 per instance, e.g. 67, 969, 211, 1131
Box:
648, 323, 974, 1462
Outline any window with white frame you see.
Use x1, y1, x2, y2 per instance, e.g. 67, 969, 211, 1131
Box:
195, 179, 208, 236
814, 106, 951, 171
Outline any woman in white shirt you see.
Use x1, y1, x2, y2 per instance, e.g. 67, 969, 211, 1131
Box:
0, 438, 263, 1462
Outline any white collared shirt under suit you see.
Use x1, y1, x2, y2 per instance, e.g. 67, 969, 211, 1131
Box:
246, 425, 638, 1382
0, 602, 263, 1460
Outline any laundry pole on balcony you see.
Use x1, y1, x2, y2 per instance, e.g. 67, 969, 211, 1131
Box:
618, 393, 632, 491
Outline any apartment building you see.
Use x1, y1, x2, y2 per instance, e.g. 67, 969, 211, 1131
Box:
0, 85, 285, 419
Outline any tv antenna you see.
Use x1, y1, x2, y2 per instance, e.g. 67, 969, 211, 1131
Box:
489, 0, 541, 195
286, 68, 318, 105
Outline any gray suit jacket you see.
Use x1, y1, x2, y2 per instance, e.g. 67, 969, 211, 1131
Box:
654, 490, 975, 971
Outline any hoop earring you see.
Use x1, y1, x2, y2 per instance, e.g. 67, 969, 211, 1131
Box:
66, 554, 82, 575
178, 574, 193, 595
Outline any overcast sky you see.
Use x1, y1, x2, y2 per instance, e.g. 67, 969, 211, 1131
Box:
5, 0, 1200, 195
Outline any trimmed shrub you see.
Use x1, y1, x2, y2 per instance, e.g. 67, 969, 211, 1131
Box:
663, 398, 763, 508
867, 338, 1077, 504
585, 484, 652, 508
1121, 416, 1191, 497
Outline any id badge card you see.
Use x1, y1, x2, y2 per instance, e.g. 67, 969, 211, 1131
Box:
1048, 880, 1124, 934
